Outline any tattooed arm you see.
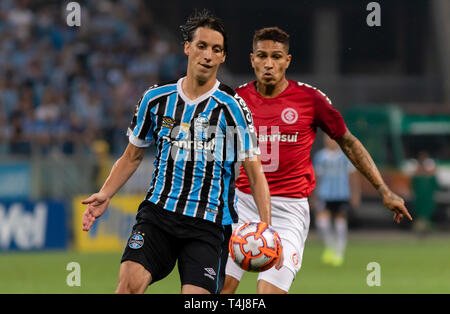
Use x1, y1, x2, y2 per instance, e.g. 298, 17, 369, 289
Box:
335, 129, 413, 224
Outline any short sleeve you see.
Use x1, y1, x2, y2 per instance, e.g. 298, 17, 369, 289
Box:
313, 90, 347, 140
127, 88, 155, 147
230, 94, 260, 160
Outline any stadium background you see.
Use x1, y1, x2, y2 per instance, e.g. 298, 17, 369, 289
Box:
0, 0, 449, 293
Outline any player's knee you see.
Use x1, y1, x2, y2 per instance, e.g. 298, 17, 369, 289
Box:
115, 279, 135, 294
335, 213, 347, 220
115, 276, 148, 294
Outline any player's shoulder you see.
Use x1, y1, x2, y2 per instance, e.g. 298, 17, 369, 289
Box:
217, 82, 237, 98
290, 80, 325, 96
235, 81, 253, 94
214, 83, 253, 123
141, 79, 178, 99
215, 83, 247, 107
290, 80, 333, 106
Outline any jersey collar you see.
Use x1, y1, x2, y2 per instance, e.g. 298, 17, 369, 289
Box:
177, 77, 220, 105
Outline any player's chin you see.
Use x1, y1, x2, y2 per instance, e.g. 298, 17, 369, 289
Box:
195, 71, 215, 84
259, 76, 277, 85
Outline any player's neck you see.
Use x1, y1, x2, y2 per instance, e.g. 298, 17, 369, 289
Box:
182, 74, 217, 101
256, 78, 289, 98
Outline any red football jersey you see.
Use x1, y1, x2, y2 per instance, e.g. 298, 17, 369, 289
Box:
235, 79, 347, 198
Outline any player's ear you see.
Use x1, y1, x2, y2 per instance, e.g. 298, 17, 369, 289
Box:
250, 53, 255, 68
184, 41, 190, 56
220, 50, 226, 64
286, 54, 292, 68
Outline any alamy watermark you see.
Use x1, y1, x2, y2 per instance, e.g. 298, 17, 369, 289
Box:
140, 125, 282, 171
66, 2, 81, 27
366, 2, 381, 27
366, 262, 381, 287
66, 262, 81, 287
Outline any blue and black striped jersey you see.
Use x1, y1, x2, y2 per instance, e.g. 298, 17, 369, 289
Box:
127, 77, 259, 225
313, 148, 355, 201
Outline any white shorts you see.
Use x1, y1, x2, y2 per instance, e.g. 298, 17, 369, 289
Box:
226, 189, 310, 292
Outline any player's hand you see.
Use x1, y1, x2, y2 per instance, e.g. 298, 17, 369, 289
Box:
379, 186, 413, 224
81, 192, 110, 231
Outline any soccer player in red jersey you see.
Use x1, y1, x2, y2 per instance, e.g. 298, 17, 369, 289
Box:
222, 27, 412, 294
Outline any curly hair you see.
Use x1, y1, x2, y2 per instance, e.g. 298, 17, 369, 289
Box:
180, 9, 228, 55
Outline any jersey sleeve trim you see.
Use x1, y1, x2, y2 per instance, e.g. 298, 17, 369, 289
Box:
238, 147, 261, 160
296, 81, 347, 140
128, 132, 151, 147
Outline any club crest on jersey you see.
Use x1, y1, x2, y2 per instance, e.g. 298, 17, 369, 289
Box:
194, 113, 209, 141
181, 122, 190, 132
128, 232, 144, 249
281, 108, 298, 124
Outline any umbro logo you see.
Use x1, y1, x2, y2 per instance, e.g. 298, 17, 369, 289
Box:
204, 268, 216, 280
162, 116, 176, 129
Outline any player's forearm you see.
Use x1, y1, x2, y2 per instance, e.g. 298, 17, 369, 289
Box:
242, 156, 271, 225
99, 145, 144, 198
336, 130, 387, 196
249, 175, 271, 225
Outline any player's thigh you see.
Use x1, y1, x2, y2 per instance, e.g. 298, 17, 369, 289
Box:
257, 266, 295, 293
225, 253, 245, 281
177, 224, 229, 295
257, 241, 298, 293
177, 240, 220, 294
221, 274, 241, 294
116, 260, 152, 294
316, 209, 331, 219
271, 197, 310, 271
121, 219, 177, 287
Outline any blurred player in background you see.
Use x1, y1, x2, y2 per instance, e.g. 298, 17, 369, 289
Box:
410, 151, 439, 235
222, 27, 412, 294
313, 134, 361, 267
81, 10, 271, 294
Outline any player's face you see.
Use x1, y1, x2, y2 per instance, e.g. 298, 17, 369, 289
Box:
251, 40, 291, 86
184, 27, 226, 84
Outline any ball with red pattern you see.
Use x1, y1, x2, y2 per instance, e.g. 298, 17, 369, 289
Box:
229, 221, 282, 272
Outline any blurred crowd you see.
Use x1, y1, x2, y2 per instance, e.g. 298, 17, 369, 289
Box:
0, 0, 187, 156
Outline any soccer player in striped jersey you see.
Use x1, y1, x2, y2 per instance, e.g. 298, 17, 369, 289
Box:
81, 10, 272, 294
222, 27, 412, 294
313, 134, 361, 266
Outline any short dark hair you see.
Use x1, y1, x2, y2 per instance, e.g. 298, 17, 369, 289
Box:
253, 27, 290, 52
180, 9, 228, 55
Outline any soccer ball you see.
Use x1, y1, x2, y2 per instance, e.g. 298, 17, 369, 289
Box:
229, 221, 282, 272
